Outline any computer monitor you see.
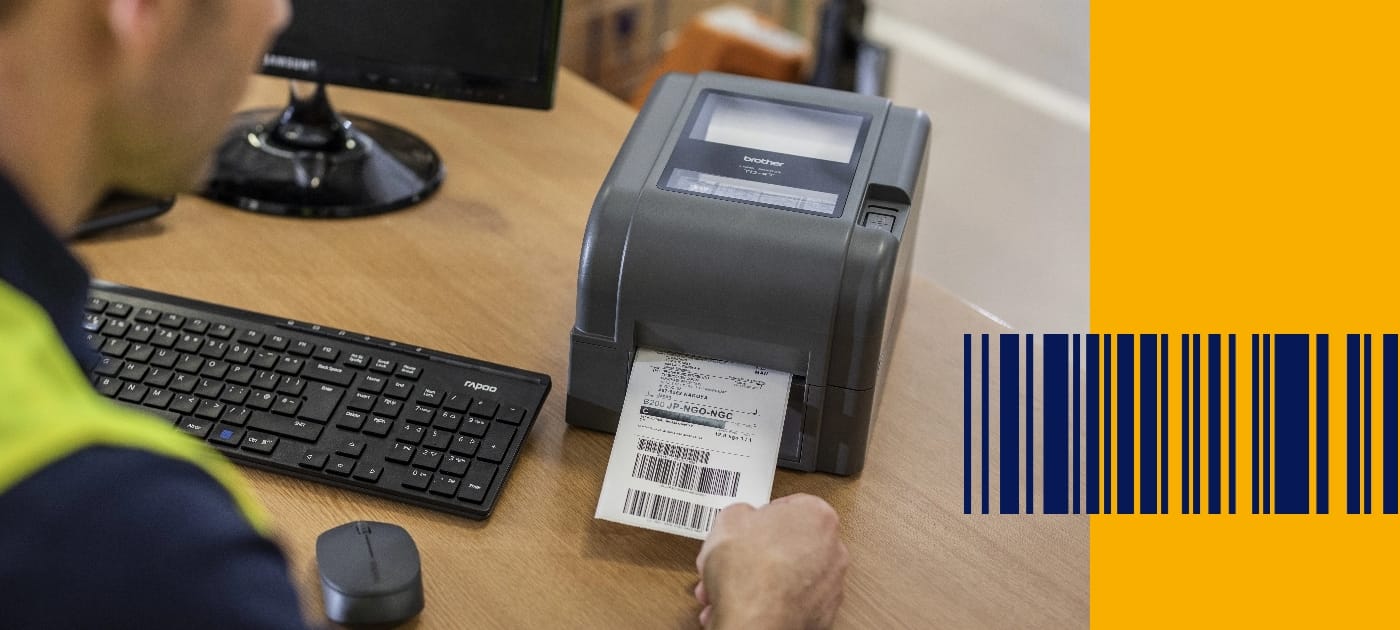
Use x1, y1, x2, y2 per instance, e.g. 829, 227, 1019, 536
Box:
201, 0, 563, 218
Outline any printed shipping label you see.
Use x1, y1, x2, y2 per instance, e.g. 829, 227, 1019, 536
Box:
595, 347, 792, 539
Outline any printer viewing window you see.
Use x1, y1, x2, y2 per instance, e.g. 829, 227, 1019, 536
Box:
690, 93, 865, 163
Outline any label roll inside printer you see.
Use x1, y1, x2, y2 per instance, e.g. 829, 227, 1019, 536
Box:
567, 72, 929, 475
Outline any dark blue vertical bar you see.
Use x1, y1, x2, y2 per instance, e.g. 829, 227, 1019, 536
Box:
964, 334, 972, 515
1229, 335, 1238, 514
1365, 334, 1372, 514
1045, 335, 1069, 514
1385, 335, 1397, 514
1026, 335, 1035, 514
982, 334, 990, 515
1347, 334, 1361, 514
1317, 335, 1329, 514
1000, 334, 1021, 514
1088, 335, 1100, 514
1073, 335, 1082, 515
1140, 335, 1158, 514
1208, 334, 1222, 514
1263, 335, 1272, 513
1275, 334, 1309, 514
1252, 335, 1260, 514
1117, 334, 1135, 514
1182, 334, 1190, 515
1193, 334, 1202, 514
1104, 336, 1113, 513
1161, 334, 1169, 514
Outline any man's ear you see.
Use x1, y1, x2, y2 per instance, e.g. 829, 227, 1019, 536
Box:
105, 0, 165, 68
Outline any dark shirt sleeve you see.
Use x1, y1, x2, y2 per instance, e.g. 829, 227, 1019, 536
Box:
0, 447, 309, 630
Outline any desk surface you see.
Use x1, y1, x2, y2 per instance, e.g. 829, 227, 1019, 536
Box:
73, 72, 1087, 629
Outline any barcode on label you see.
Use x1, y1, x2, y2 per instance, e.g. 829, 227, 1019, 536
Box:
632, 453, 741, 497
637, 437, 710, 465
623, 488, 718, 532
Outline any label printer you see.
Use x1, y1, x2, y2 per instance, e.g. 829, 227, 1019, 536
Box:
567, 72, 929, 475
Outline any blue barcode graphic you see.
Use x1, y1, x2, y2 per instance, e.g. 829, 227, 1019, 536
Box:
963, 334, 1400, 515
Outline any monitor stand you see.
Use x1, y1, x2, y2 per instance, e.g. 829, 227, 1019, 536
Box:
200, 81, 443, 218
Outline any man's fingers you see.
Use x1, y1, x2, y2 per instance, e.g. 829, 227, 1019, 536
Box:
696, 502, 755, 573
694, 580, 708, 605
699, 605, 713, 628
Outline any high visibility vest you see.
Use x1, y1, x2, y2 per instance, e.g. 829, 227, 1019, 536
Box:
0, 280, 269, 533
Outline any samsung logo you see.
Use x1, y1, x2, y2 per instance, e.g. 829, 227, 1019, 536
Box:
463, 380, 498, 393
263, 54, 318, 73
743, 156, 784, 167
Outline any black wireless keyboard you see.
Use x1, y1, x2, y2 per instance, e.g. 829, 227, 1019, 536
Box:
82, 281, 550, 519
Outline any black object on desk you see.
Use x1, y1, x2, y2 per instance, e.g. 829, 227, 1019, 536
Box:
70, 192, 174, 240
317, 521, 424, 627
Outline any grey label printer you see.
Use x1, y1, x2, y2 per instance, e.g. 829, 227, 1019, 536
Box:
567, 72, 929, 475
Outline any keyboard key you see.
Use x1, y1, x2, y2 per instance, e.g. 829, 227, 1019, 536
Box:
194, 400, 226, 420
337, 438, 366, 458
363, 415, 394, 437
402, 468, 432, 491
347, 391, 376, 411
93, 376, 120, 397
126, 344, 154, 363
417, 387, 443, 406
272, 395, 301, 417
158, 313, 185, 328
222, 407, 251, 426
371, 358, 395, 373
265, 334, 289, 351
395, 423, 425, 445
461, 415, 490, 438
384, 379, 412, 400
128, 324, 155, 343
226, 364, 254, 385
150, 348, 178, 368
169, 393, 199, 414
249, 412, 323, 442
101, 338, 130, 357
276, 376, 306, 396
195, 378, 224, 399
143, 388, 174, 409
458, 462, 497, 503
289, 340, 314, 357
134, 307, 161, 323
396, 364, 421, 380
298, 383, 344, 423
184, 318, 209, 334
245, 390, 275, 411
251, 370, 279, 390
175, 334, 202, 353
433, 410, 462, 431
104, 302, 132, 317
470, 398, 499, 419
422, 428, 452, 451
174, 354, 202, 373
357, 373, 387, 393
143, 368, 173, 388
313, 345, 340, 362
238, 329, 265, 345
251, 351, 279, 370
117, 382, 148, 403
412, 448, 443, 470
335, 409, 367, 431
199, 339, 228, 359
94, 356, 122, 376
275, 356, 304, 375
477, 423, 515, 463
211, 425, 244, 447
199, 359, 229, 380
86, 297, 108, 312
450, 435, 480, 457
428, 474, 459, 497
325, 455, 356, 476
100, 319, 129, 338
440, 454, 470, 477
443, 393, 471, 412
225, 344, 254, 364
345, 352, 370, 369
373, 397, 403, 418
242, 431, 279, 454
83, 313, 103, 332
177, 417, 214, 439
169, 373, 197, 393
386, 442, 416, 463
353, 463, 383, 483
303, 361, 353, 386
405, 404, 435, 424
220, 385, 250, 405
299, 449, 328, 470
209, 323, 236, 340
151, 329, 179, 349
118, 362, 148, 382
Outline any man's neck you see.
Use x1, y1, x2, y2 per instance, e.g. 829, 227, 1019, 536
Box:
0, 12, 107, 234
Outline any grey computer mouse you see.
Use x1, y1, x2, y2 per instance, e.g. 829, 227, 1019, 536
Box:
316, 521, 425, 626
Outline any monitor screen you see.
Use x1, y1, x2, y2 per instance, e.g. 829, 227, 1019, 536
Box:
262, 0, 562, 109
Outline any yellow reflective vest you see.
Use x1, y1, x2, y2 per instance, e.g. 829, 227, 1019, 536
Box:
0, 280, 269, 533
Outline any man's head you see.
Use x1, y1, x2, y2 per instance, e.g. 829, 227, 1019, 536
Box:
0, 0, 290, 229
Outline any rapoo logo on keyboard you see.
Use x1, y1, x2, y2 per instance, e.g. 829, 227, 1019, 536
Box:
463, 380, 498, 393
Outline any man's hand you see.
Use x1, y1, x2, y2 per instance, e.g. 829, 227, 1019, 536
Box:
694, 494, 848, 629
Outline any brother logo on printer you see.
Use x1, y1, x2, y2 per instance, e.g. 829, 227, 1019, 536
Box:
743, 156, 784, 167
463, 380, 498, 393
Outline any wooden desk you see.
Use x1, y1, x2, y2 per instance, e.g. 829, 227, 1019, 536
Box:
73, 72, 1087, 628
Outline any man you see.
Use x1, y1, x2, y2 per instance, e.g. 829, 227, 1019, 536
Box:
0, 2, 846, 628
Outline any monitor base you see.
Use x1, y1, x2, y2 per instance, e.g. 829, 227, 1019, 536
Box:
200, 82, 443, 218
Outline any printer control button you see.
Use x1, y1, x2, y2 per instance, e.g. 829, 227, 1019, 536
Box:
863, 212, 897, 232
